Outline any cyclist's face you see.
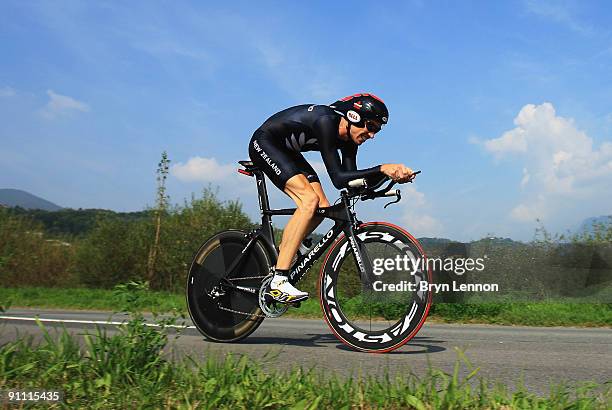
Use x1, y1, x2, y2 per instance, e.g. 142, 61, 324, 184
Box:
350, 120, 381, 145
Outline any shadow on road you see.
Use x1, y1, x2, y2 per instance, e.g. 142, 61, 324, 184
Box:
240, 332, 338, 348
238, 332, 447, 354
332, 335, 447, 355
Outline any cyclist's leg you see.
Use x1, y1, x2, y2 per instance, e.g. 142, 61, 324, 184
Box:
249, 133, 322, 302
277, 160, 331, 258
298, 158, 331, 211
250, 136, 324, 269
309, 181, 331, 208
276, 174, 320, 270
279, 182, 331, 249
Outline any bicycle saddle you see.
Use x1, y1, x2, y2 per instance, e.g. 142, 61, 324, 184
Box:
238, 160, 259, 172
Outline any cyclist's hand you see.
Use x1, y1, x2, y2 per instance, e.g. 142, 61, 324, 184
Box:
381, 164, 415, 183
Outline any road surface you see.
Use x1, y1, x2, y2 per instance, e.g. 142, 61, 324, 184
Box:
1, 308, 610, 394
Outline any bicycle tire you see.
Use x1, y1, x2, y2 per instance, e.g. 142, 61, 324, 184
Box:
186, 230, 271, 342
319, 222, 433, 352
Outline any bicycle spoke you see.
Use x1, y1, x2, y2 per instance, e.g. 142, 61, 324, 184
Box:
320, 223, 432, 352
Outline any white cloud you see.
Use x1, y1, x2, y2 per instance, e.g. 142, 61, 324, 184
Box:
510, 195, 547, 222
484, 128, 527, 155
400, 185, 444, 237
169, 156, 263, 218
42, 90, 90, 119
0, 86, 16, 97
482, 102, 612, 222
171, 156, 236, 183
520, 167, 530, 188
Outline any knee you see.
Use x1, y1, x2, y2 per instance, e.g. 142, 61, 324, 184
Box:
298, 191, 320, 215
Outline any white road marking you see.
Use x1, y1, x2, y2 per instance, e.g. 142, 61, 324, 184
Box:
0, 315, 195, 329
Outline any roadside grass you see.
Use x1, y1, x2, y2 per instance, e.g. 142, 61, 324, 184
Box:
430, 302, 612, 327
1, 286, 611, 327
0, 286, 184, 312
1, 315, 610, 409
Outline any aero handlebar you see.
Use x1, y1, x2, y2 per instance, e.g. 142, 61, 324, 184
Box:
347, 170, 421, 208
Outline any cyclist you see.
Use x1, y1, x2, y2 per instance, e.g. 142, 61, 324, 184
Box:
248, 93, 414, 304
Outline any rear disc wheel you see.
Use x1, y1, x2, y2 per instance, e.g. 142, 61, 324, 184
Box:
186, 230, 270, 342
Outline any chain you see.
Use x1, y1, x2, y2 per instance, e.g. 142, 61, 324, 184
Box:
216, 273, 289, 318
213, 274, 270, 317
228, 275, 267, 281
217, 304, 268, 318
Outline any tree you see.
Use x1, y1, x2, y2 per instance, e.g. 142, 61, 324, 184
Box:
147, 151, 170, 288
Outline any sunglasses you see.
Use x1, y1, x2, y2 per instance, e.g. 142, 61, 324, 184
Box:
364, 119, 383, 133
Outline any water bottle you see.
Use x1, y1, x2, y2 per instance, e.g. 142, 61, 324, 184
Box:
291, 237, 313, 267
297, 237, 313, 257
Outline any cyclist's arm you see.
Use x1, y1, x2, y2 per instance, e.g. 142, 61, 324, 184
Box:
314, 115, 383, 189
341, 143, 388, 188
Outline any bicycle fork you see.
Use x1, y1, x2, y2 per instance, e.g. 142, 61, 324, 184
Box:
341, 208, 376, 288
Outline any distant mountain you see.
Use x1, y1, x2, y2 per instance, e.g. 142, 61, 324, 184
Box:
417, 237, 452, 247
470, 236, 519, 245
417, 237, 520, 246
8, 207, 152, 237
577, 215, 612, 235
0, 189, 63, 211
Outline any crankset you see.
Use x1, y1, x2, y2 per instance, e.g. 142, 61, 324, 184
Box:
257, 275, 289, 318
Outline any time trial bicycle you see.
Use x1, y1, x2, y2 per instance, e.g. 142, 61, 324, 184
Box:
186, 160, 432, 352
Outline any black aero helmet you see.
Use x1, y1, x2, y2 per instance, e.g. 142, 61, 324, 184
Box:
330, 93, 389, 127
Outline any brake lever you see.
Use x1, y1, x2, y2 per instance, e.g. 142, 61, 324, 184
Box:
360, 170, 420, 202
384, 190, 401, 208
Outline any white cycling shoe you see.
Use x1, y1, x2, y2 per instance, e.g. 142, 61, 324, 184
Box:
264, 274, 309, 304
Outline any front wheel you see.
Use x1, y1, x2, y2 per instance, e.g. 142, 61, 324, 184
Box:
186, 230, 271, 342
319, 222, 433, 352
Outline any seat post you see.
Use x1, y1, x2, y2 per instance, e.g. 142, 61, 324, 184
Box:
255, 170, 274, 242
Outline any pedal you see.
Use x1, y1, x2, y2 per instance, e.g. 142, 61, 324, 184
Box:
258, 276, 288, 318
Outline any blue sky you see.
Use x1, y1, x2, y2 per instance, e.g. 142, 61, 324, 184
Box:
1, 0, 611, 241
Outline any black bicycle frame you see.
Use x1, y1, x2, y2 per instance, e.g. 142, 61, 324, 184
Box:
220, 168, 373, 292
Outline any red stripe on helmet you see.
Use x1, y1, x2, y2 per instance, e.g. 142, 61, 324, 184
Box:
340, 93, 361, 101
340, 93, 385, 104
366, 93, 385, 103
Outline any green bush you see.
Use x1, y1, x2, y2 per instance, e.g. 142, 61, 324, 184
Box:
150, 190, 254, 291
72, 188, 254, 291
0, 209, 74, 287
74, 217, 149, 288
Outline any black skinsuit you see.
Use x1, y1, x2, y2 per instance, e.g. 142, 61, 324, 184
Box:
248, 104, 384, 190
